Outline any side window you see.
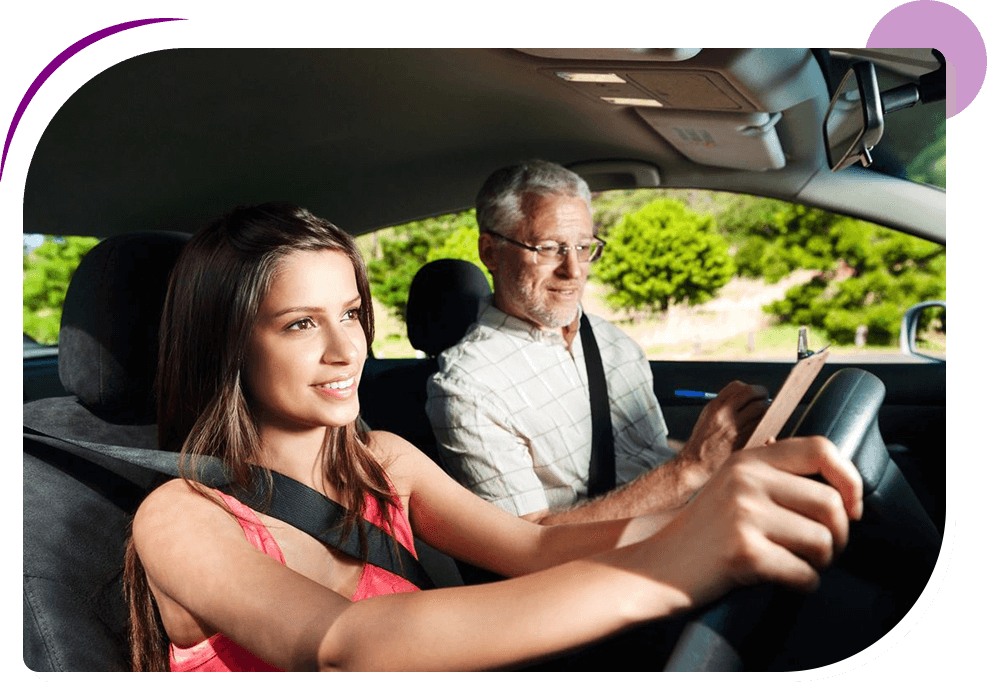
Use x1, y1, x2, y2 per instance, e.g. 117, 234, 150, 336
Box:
589, 189, 945, 362
23, 234, 100, 345
361, 190, 945, 363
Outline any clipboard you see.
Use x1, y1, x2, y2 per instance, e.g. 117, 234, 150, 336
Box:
744, 347, 830, 449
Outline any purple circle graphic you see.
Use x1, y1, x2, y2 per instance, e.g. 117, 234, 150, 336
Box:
867, 1, 985, 117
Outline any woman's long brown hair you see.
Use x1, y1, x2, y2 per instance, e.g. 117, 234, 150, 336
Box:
125, 203, 397, 671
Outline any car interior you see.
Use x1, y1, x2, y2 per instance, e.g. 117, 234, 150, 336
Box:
22, 47, 945, 671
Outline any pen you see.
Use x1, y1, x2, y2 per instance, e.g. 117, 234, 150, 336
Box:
675, 390, 717, 400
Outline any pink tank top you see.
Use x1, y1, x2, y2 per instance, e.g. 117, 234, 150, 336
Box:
169, 489, 420, 672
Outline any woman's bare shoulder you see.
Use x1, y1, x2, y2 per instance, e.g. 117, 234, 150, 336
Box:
136, 477, 218, 514
132, 478, 237, 550
363, 429, 441, 489
364, 428, 414, 454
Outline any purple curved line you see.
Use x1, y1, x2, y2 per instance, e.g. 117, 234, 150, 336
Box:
1, 18, 185, 185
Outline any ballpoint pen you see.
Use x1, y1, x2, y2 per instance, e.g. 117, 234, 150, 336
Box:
674, 390, 718, 400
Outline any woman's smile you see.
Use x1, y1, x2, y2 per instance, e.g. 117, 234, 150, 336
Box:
313, 376, 358, 399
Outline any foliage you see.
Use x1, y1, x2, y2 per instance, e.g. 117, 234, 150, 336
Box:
594, 199, 734, 314
366, 210, 488, 322
365, 187, 946, 349
591, 188, 729, 236
591, 189, 663, 235
726, 202, 860, 282
763, 227, 945, 345
23, 236, 100, 344
426, 222, 491, 290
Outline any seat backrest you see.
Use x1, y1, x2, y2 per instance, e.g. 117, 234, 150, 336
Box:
360, 259, 490, 462
23, 231, 189, 672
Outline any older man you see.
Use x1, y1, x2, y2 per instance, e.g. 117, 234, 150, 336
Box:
426, 159, 768, 524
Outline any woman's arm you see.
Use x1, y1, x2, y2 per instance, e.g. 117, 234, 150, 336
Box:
326, 433, 863, 671
134, 434, 862, 671
320, 539, 691, 670
377, 430, 863, 585
372, 430, 661, 576
132, 478, 681, 671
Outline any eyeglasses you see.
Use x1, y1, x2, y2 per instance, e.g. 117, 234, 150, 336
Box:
486, 230, 606, 264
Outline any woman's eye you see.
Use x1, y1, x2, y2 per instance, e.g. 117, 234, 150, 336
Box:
286, 317, 315, 331
342, 307, 362, 322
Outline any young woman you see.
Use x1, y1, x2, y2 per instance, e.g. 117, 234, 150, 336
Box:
126, 202, 863, 672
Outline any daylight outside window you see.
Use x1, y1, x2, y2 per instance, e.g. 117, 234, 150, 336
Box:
358, 187, 945, 363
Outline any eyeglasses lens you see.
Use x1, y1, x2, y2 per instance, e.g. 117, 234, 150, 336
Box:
536, 242, 603, 264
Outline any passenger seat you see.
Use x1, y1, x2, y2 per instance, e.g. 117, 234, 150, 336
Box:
359, 259, 491, 464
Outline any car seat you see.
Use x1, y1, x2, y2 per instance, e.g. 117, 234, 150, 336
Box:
359, 259, 491, 464
23, 231, 190, 672
24, 235, 466, 672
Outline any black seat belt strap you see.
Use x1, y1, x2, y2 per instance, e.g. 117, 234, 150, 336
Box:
579, 312, 616, 497
221, 468, 434, 590
23, 426, 434, 590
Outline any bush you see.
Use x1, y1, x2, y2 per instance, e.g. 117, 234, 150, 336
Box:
764, 231, 946, 345
594, 199, 734, 314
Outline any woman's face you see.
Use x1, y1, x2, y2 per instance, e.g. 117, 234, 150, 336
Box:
244, 249, 367, 435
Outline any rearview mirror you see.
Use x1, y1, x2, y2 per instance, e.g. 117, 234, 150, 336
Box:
900, 300, 946, 362
823, 61, 884, 172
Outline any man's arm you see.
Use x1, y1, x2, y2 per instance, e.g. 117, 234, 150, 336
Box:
529, 381, 770, 526
523, 454, 695, 526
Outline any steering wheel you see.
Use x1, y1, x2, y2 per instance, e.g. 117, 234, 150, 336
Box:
663, 368, 942, 672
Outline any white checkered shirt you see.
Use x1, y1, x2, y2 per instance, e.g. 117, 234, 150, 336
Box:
426, 299, 674, 516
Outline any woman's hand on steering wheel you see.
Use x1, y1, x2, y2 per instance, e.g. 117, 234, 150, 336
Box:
648, 435, 864, 611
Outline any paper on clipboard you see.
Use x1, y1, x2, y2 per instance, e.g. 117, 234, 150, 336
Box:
744, 348, 830, 449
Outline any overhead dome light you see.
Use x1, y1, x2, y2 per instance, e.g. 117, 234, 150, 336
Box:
547, 69, 667, 107
555, 72, 626, 83
601, 97, 664, 107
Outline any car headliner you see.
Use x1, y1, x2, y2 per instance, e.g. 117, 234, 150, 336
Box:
24, 47, 945, 243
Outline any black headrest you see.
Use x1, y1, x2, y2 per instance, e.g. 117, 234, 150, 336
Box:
406, 259, 491, 357
58, 231, 190, 418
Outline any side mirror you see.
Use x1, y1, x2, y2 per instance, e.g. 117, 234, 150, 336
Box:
900, 300, 946, 362
823, 61, 884, 171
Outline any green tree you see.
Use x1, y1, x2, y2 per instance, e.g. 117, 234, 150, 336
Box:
727, 203, 864, 282
593, 199, 734, 314
426, 222, 492, 290
366, 210, 485, 321
23, 236, 100, 344
764, 224, 945, 345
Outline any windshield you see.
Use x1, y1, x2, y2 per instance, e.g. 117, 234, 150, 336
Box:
820, 49, 946, 189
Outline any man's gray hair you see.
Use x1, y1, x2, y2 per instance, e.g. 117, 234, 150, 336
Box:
475, 159, 592, 237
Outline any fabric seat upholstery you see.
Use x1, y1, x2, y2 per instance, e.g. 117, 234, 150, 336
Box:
23, 231, 190, 672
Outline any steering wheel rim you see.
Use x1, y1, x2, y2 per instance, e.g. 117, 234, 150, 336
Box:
663, 368, 941, 672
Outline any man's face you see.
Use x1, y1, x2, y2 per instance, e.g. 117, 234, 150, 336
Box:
482, 193, 594, 334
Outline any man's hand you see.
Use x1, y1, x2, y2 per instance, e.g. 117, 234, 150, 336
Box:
675, 381, 770, 492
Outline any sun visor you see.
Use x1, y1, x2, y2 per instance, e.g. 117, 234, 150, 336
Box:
637, 109, 786, 171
